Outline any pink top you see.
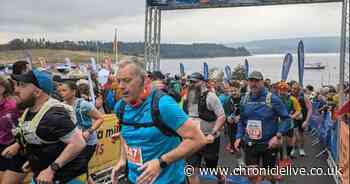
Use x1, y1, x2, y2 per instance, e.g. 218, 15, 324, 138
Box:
0, 98, 19, 145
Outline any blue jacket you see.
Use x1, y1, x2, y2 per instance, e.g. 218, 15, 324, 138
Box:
236, 88, 291, 144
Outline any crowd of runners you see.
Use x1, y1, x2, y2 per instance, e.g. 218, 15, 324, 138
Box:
0, 59, 349, 184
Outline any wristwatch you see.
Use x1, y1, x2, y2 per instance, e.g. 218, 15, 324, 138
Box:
159, 157, 168, 169
50, 162, 60, 172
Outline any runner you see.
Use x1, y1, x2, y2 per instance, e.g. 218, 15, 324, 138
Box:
59, 81, 104, 184
0, 75, 26, 184
234, 71, 291, 184
290, 83, 313, 157
111, 60, 206, 184
275, 81, 301, 172
183, 72, 226, 184
7, 69, 88, 184
219, 80, 244, 166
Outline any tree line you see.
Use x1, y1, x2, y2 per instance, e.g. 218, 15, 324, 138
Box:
0, 38, 251, 58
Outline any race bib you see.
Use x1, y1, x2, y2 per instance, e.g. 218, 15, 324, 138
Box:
246, 120, 262, 140
126, 145, 143, 165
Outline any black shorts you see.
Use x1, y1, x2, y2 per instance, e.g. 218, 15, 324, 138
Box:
283, 128, 294, 138
0, 144, 26, 173
294, 120, 305, 133
243, 142, 278, 168
227, 123, 237, 143
86, 145, 96, 164
187, 137, 220, 168
84, 144, 97, 175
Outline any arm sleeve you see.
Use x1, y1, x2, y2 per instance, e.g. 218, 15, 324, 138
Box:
158, 95, 189, 131
271, 94, 291, 134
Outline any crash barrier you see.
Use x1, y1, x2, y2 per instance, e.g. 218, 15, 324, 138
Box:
309, 103, 349, 184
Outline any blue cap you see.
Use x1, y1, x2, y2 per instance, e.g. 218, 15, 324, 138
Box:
11, 69, 54, 95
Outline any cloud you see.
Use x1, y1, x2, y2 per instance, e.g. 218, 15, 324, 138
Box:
0, 1, 342, 44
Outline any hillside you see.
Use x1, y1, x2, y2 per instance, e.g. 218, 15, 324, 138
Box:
227, 36, 340, 54
0, 49, 132, 64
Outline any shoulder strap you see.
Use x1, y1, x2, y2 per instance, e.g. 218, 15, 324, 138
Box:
242, 92, 250, 105
266, 92, 272, 108
117, 100, 126, 125
151, 90, 180, 137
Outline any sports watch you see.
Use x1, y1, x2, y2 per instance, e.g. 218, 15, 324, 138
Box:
159, 157, 168, 169
50, 162, 60, 172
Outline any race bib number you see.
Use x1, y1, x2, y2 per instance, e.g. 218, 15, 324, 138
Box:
246, 120, 262, 140
126, 145, 143, 165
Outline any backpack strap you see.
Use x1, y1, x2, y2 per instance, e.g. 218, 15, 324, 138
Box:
242, 91, 272, 108
151, 90, 180, 137
117, 100, 126, 125
266, 92, 272, 108
116, 91, 180, 137
242, 91, 250, 105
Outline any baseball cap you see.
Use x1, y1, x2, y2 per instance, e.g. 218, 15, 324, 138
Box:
151, 71, 165, 80
11, 69, 54, 95
248, 71, 264, 80
188, 72, 204, 82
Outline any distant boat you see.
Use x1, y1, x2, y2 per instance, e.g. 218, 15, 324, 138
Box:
305, 62, 325, 70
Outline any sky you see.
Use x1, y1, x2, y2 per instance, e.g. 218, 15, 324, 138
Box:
0, 0, 343, 44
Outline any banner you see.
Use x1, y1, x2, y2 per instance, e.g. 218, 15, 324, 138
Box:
244, 59, 249, 80
88, 114, 121, 173
340, 121, 349, 184
281, 53, 293, 81
298, 40, 305, 87
147, 0, 341, 10
180, 62, 185, 76
203, 62, 209, 81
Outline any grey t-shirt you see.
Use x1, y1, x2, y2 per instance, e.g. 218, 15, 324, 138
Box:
199, 91, 225, 135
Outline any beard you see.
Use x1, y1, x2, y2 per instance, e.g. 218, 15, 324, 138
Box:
188, 84, 201, 104
16, 93, 36, 110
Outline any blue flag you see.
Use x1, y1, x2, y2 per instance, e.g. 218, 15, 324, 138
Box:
180, 62, 185, 76
203, 62, 209, 81
298, 41, 305, 87
281, 53, 293, 81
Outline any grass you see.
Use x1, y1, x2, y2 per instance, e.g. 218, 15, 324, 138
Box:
0, 49, 136, 65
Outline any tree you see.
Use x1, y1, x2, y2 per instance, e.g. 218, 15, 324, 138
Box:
8, 39, 25, 50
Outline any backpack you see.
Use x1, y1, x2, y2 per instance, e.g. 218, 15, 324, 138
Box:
117, 90, 180, 137
183, 91, 217, 122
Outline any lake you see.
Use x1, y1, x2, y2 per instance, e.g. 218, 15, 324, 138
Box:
160, 53, 341, 88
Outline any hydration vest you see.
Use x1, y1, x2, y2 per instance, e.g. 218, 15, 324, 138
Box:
15, 98, 76, 147
183, 91, 217, 122
242, 91, 272, 108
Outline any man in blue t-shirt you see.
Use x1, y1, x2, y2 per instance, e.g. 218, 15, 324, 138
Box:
111, 60, 206, 184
